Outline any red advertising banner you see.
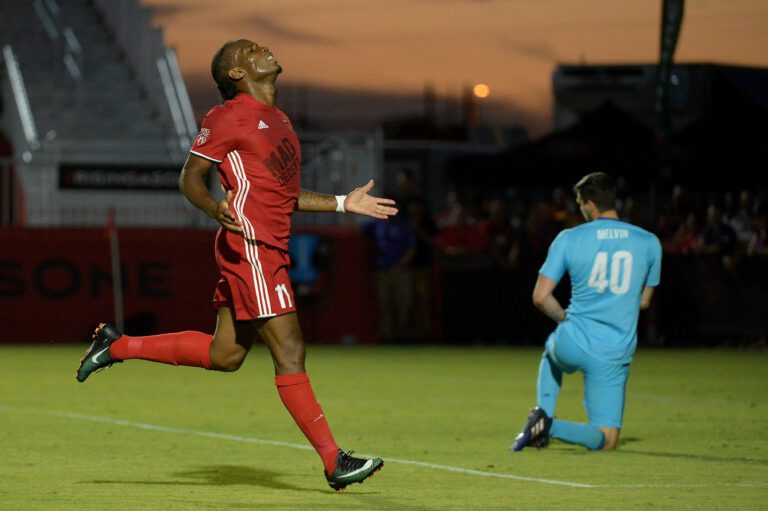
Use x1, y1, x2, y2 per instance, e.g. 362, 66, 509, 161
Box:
0, 227, 378, 344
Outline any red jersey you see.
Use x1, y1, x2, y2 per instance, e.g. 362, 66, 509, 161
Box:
190, 93, 301, 250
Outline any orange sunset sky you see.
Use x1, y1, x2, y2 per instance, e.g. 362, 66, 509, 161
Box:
142, 0, 768, 135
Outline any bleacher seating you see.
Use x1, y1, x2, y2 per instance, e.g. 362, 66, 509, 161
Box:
0, 0, 176, 163
0, 0, 206, 227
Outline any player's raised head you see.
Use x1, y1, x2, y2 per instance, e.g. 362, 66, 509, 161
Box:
574, 172, 616, 216
211, 39, 282, 102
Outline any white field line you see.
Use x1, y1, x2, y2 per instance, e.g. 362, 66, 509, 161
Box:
0, 405, 589, 488
1, 405, 767, 490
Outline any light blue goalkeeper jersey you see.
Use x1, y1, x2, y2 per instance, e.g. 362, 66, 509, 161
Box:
539, 218, 662, 364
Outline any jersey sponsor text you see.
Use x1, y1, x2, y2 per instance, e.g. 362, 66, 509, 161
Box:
263, 137, 300, 186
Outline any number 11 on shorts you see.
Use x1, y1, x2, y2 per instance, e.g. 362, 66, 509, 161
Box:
275, 283, 293, 309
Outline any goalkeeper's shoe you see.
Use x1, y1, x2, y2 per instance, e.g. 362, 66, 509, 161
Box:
325, 449, 383, 491
76, 323, 122, 382
510, 406, 552, 452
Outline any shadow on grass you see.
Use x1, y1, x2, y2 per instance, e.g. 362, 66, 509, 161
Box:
553, 438, 767, 464
87, 464, 325, 493
617, 449, 768, 466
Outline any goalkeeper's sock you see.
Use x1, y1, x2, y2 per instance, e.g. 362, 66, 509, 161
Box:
275, 372, 339, 475
550, 419, 605, 450
109, 331, 212, 369
536, 352, 562, 417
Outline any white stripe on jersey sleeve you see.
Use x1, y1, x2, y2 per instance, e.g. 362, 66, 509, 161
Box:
190, 150, 223, 163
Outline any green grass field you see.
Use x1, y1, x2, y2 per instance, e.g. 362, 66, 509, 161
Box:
1, 345, 766, 510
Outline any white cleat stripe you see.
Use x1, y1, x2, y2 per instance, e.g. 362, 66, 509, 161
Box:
336, 460, 374, 479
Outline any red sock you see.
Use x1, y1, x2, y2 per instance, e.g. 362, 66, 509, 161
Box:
275, 373, 339, 474
109, 331, 212, 369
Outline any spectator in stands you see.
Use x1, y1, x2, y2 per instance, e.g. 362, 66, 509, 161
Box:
657, 184, 694, 244
620, 196, 646, 228
699, 204, 738, 267
526, 200, 561, 258
549, 187, 573, 228
407, 197, 438, 341
728, 190, 756, 246
435, 202, 487, 256
393, 168, 417, 206
670, 184, 697, 218
435, 190, 459, 228
478, 197, 520, 270
508, 194, 531, 243
362, 214, 417, 343
747, 213, 768, 256
664, 213, 700, 256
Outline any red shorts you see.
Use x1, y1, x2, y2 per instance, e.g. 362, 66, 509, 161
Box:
213, 229, 297, 320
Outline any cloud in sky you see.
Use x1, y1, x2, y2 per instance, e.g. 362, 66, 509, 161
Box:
233, 15, 340, 46
498, 39, 560, 63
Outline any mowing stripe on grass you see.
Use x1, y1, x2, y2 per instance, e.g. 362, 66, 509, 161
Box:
3, 405, 767, 490
0, 404, 591, 488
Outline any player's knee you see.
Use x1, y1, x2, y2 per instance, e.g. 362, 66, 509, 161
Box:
211, 350, 246, 372
275, 351, 305, 373
219, 357, 245, 372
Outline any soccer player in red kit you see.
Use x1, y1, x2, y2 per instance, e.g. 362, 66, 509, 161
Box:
75, 39, 397, 491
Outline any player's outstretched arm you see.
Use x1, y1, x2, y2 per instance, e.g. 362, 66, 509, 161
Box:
297, 179, 398, 219
179, 154, 243, 234
344, 179, 398, 218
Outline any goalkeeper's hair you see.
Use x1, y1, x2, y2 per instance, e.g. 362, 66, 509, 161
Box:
573, 172, 616, 212
211, 40, 239, 103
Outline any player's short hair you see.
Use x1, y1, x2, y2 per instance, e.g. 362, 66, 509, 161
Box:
211, 41, 239, 102
573, 172, 616, 212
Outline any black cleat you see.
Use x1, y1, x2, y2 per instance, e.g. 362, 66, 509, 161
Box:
511, 406, 552, 452
531, 435, 550, 449
325, 449, 383, 491
76, 323, 122, 382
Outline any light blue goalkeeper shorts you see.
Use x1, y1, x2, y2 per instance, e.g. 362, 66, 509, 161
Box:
545, 331, 631, 428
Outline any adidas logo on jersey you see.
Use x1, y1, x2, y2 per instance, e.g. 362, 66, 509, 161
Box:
258, 120, 269, 130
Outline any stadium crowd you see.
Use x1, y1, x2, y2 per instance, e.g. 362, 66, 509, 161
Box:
362, 173, 768, 343
432, 184, 768, 266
